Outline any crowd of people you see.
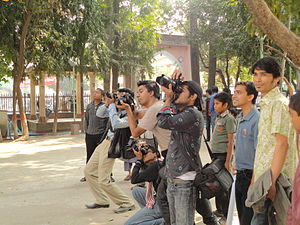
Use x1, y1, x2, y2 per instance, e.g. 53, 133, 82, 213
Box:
81, 57, 300, 225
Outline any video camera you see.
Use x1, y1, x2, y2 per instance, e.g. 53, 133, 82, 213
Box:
105, 92, 135, 111
156, 74, 183, 101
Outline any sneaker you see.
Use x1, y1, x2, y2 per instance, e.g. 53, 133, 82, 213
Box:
80, 177, 86, 182
114, 205, 135, 214
213, 210, 224, 217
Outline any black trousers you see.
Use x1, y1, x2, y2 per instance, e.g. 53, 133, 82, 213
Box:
206, 116, 211, 141
85, 133, 103, 163
212, 153, 230, 217
196, 196, 218, 225
235, 169, 254, 225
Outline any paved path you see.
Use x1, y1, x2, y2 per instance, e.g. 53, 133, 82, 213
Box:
0, 134, 239, 225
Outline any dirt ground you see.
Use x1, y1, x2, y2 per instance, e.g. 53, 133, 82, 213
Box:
0, 134, 238, 225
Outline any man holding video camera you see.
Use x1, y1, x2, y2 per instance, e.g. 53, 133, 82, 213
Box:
124, 141, 164, 225
156, 71, 216, 225
84, 88, 135, 214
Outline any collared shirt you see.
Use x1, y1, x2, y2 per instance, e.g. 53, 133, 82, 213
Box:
157, 106, 204, 179
253, 87, 298, 182
211, 110, 237, 153
235, 107, 260, 170
84, 102, 108, 135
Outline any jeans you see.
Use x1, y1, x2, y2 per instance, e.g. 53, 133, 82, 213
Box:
157, 178, 171, 225
196, 197, 218, 225
235, 170, 254, 225
125, 186, 164, 225
167, 180, 196, 225
250, 200, 271, 225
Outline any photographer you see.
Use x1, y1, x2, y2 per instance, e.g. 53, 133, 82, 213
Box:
156, 71, 218, 225
124, 142, 164, 225
84, 88, 135, 214
118, 80, 172, 224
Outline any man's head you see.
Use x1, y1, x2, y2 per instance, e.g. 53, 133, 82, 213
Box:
211, 86, 218, 94
136, 80, 160, 107
206, 88, 212, 97
289, 92, 300, 133
214, 92, 232, 114
251, 57, 281, 96
93, 88, 104, 101
117, 88, 134, 98
233, 81, 258, 108
174, 81, 203, 111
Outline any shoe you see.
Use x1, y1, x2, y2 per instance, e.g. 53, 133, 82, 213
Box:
111, 176, 115, 182
213, 210, 224, 217
80, 177, 86, 182
218, 217, 226, 225
114, 205, 135, 214
123, 174, 132, 181
85, 203, 109, 209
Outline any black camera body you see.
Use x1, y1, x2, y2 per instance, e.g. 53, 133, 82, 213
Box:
126, 138, 153, 156
105, 92, 135, 111
156, 74, 183, 95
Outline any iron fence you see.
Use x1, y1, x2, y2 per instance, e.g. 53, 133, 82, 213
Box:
0, 94, 91, 114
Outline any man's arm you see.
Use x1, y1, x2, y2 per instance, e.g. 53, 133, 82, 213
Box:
157, 108, 197, 131
225, 133, 235, 172
267, 133, 289, 201
131, 161, 159, 184
108, 103, 128, 129
125, 107, 146, 138
84, 105, 89, 132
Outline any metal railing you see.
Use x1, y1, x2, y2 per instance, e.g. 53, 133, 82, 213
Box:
0, 94, 91, 114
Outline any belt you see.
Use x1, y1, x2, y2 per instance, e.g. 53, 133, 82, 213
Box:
167, 178, 193, 184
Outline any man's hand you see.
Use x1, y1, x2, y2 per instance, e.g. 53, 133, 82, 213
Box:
105, 96, 115, 107
171, 69, 184, 80
267, 184, 276, 201
225, 160, 232, 174
116, 100, 131, 111
133, 148, 143, 160
161, 84, 174, 99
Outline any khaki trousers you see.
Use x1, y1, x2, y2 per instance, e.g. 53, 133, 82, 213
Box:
84, 139, 134, 207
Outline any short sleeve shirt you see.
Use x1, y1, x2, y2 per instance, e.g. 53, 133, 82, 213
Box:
235, 107, 260, 170
211, 110, 237, 153
253, 87, 298, 181
139, 101, 171, 150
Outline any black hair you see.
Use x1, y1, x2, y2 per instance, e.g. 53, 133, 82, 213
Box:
137, 80, 160, 100
206, 88, 212, 95
117, 88, 134, 98
223, 87, 231, 95
214, 92, 232, 109
211, 86, 218, 93
182, 81, 203, 111
289, 92, 300, 116
235, 81, 258, 104
96, 88, 104, 96
251, 57, 281, 78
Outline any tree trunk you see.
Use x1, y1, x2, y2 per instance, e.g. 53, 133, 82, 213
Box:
89, 72, 96, 99
29, 73, 37, 120
12, 73, 18, 139
243, 0, 300, 66
208, 42, 217, 88
225, 56, 230, 88
189, 2, 200, 85
235, 59, 242, 84
104, 70, 110, 91
53, 73, 60, 134
111, 0, 120, 91
13, 0, 33, 141
39, 72, 46, 122
216, 69, 227, 88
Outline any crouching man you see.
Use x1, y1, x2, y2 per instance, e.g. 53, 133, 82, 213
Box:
124, 141, 164, 225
